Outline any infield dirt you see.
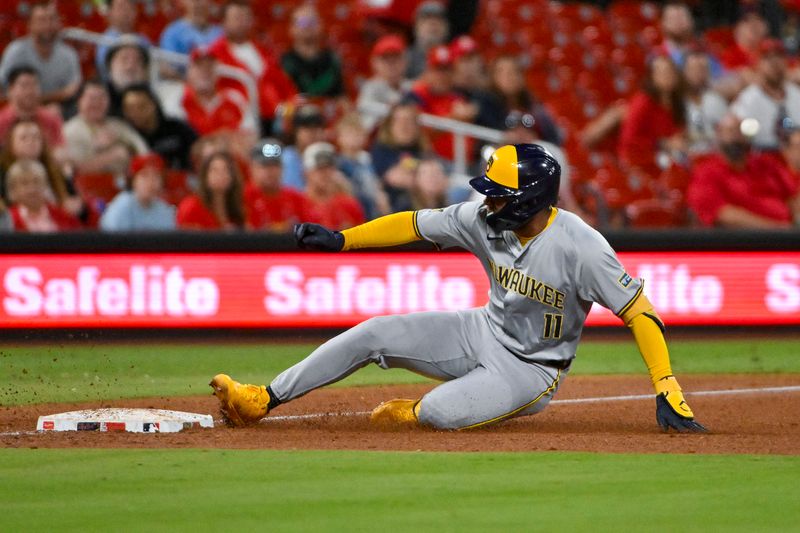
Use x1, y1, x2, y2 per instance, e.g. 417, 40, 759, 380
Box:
2, 375, 799, 454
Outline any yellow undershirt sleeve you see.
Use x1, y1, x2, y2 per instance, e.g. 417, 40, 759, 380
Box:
340, 211, 423, 251
624, 294, 677, 391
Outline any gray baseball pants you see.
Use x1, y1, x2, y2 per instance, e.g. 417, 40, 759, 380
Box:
269, 308, 564, 429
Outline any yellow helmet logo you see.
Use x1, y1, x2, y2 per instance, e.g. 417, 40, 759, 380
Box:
485, 145, 520, 190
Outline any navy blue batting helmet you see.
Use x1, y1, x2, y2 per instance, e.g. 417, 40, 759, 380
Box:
469, 143, 561, 231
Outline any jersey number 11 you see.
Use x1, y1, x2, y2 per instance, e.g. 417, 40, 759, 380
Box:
543, 313, 563, 339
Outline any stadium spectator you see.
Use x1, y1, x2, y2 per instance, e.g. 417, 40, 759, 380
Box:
302, 142, 365, 230
100, 153, 176, 231
105, 39, 150, 117
165, 47, 256, 149
687, 114, 800, 228
95, 0, 151, 77
780, 128, 800, 181
407, 45, 476, 160
357, 35, 411, 131
0, 1, 81, 107
720, 10, 769, 76
245, 138, 313, 232
120, 84, 198, 171
370, 102, 431, 211
0, 66, 64, 150
410, 157, 449, 209
5, 159, 80, 232
208, 0, 297, 135
683, 50, 729, 156
618, 54, 687, 175
500, 111, 576, 213
281, 5, 344, 99
407, 1, 450, 79
159, 0, 223, 56
731, 39, 800, 150
0, 119, 84, 220
280, 104, 327, 191
483, 55, 562, 145
63, 79, 148, 176
658, 2, 723, 77
177, 151, 245, 230
335, 112, 390, 219
450, 35, 495, 130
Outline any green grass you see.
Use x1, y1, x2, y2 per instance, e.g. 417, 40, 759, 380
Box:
0, 449, 797, 532
1, 338, 799, 406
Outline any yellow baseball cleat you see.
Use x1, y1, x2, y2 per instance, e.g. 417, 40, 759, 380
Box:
209, 374, 271, 427
370, 398, 421, 427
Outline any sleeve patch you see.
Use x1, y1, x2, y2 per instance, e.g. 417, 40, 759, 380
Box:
618, 272, 633, 288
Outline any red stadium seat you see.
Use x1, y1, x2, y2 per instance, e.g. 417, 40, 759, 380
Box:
162, 170, 192, 207
625, 198, 685, 228
74, 173, 121, 207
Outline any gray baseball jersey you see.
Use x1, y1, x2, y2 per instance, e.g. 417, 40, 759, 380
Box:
415, 201, 642, 365
270, 203, 642, 429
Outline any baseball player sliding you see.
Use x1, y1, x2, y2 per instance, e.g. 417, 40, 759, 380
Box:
210, 143, 707, 432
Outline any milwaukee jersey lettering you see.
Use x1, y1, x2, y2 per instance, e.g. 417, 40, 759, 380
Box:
416, 202, 642, 364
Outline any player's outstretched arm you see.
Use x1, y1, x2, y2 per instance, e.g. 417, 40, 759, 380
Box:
622, 295, 708, 433
294, 212, 423, 251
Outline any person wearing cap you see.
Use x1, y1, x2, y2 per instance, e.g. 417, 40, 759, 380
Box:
171, 47, 257, 142
303, 142, 365, 230
500, 111, 578, 214
280, 5, 344, 98
159, 0, 223, 57
5, 158, 80, 232
120, 83, 198, 171
208, 0, 297, 135
95, 0, 151, 78
105, 39, 151, 117
357, 35, 412, 131
0, 1, 82, 107
407, 1, 450, 79
407, 44, 477, 161
280, 104, 328, 191
245, 138, 314, 232
732, 38, 800, 150
100, 153, 177, 232
450, 35, 497, 132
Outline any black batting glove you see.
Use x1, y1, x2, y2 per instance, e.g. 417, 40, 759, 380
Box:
294, 223, 345, 251
655, 392, 708, 433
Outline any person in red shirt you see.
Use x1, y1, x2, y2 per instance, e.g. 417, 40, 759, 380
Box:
245, 138, 313, 232
0, 66, 64, 150
687, 113, 800, 228
5, 158, 79, 232
618, 53, 687, 176
208, 0, 297, 135
719, 11, 768, 76
302, 142, 365, 230
407, 45, 477, 161
178, 47, 256, 139
177, 150, 246, 230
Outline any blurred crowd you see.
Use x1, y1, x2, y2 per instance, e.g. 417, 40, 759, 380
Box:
0, 0, 799, 234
